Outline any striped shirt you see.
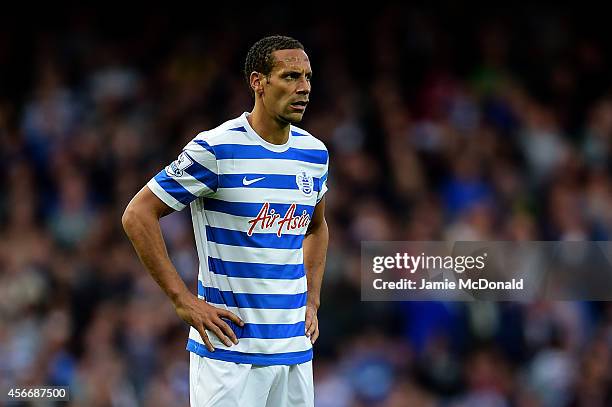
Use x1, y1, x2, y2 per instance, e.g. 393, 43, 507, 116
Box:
147, 112, 329, 365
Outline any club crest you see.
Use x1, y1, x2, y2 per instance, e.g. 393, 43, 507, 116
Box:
296, 171, 314, 196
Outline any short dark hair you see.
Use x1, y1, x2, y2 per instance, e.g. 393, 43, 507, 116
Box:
244, 35, 304, 92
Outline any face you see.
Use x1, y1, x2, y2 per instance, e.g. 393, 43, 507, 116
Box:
256, 49, 312, 124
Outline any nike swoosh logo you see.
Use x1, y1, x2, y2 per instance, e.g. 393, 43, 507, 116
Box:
242, 176, 266, 186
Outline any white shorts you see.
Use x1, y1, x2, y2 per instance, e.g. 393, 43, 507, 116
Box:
189, 352, 314, 407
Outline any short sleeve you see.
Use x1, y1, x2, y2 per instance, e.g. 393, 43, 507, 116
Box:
316, 153, 329, 204
147, 138, 218, 211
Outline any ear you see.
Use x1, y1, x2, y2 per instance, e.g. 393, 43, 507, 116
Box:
250, 72, 265, 96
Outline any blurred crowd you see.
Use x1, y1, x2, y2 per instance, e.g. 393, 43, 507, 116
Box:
1, 5, 612, 407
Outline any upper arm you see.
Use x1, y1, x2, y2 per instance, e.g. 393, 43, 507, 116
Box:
125, 185, 175, 221
146, 138, 219, 211
310, 146, 329, 232
316, 150, 329, 204
307, 196, 326, 234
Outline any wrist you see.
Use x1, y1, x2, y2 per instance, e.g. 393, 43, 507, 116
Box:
307, 297, 320, 310
170, 288, 194, 308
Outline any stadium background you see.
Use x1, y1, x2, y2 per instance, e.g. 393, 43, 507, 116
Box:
1, 4, 612, 406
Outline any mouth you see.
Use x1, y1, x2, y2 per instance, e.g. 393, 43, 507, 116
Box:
289, 100, 308, 111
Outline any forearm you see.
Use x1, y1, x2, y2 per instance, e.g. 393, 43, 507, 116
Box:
122, 208, 191, 306
303, 218, 328, 309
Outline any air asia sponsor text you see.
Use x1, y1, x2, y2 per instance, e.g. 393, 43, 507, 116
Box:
247, 203, 311, 237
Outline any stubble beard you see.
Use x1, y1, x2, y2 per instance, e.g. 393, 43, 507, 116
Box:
278, 111, 304, 125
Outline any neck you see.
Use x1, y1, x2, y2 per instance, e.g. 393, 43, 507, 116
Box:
247, 103, 290, 145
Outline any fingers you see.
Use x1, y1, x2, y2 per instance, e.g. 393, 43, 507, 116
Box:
305, 305, 319, 344
219, 309, 244, 327
305, 306, 314, 336
207, 323, 233, 347
213, 308, 240, 345
197, 327, 215, 352
215, 317, 238, 345
310, 325, 319, 344
305, 313, 313, 335
306, 317, 316, 338
188, 301, 244, 349
197, 319, 236, 350
305, 309, 317, 342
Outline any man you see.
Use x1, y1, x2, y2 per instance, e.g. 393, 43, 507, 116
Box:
122, 35, 328, 406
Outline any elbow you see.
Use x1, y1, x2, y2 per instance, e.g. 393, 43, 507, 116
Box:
306, 217, 328, 237
121, 203, 138, 234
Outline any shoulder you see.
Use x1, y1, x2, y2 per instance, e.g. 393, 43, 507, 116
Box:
290, 125, 328, 153
192, 116, 250, 148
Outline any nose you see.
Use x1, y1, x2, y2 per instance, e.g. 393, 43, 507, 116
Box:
296, 77, 310, 95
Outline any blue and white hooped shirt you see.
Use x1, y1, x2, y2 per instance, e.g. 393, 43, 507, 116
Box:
147, 112, 328, 365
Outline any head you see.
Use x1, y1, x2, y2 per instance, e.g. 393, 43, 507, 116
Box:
244, 35, 312, 124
